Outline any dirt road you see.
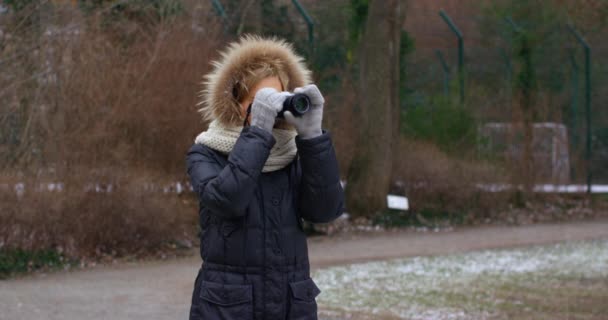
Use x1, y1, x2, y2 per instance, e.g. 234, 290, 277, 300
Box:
1, 220, 607, 320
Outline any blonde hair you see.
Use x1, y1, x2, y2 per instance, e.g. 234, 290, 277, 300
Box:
232, 62, 290, 104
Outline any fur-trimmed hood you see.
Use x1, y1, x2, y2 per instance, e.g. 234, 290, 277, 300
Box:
197, 35, 312, 126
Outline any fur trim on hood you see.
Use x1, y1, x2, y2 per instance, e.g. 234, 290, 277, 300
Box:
197, 35, 312, 126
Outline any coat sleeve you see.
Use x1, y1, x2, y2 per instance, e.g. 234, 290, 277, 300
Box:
295, 129, 345, 223
186, 125, 276, 220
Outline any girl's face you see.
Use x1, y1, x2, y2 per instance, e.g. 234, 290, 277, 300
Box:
239, 76, 284, 126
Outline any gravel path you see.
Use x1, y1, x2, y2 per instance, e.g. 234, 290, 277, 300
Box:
1, 219, 607, 320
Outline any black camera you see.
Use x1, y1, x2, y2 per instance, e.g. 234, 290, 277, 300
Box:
277, 93, 310, 118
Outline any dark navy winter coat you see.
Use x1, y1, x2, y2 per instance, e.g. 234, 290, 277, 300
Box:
186, 125, 344, 320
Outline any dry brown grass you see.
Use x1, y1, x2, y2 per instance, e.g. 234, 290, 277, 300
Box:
0, 4, 222, 258
1, 3, 225, 175
392, 136, 509, 222
0, 170, 197, 258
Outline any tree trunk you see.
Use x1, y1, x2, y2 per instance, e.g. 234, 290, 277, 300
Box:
345, 0, 404, 218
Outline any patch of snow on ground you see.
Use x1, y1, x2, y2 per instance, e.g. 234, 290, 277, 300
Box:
313, 239, 608, 319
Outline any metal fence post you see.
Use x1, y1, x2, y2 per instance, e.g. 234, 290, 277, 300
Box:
499, 47, 512, 83
291, 0, 314, 56
568, 25, 592, 194
435, 50, 450, 97
569, 51, 579, 150
439, 10, 464, 104
210, 0, 229, 30
499, 47, 513, 104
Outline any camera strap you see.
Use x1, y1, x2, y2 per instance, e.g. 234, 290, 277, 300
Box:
242, 103, 252, 127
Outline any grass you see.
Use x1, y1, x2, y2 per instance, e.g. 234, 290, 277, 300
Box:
313, 239, 608, 320
372, 208, 466, 228
0, 248, 75, 279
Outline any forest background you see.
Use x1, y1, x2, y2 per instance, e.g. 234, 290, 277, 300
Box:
1, 0, 607, 273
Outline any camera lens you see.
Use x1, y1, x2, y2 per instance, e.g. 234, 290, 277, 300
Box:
279, 93, 311, 118
291, 94, 310, 114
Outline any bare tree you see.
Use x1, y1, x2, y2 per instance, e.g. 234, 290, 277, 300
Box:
346, 0, 404, 218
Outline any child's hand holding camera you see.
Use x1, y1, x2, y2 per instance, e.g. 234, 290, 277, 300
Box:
284, 84, 325, 139
250, 84, 324, 139
250, 88, 290, 133
283, 84, 324, 139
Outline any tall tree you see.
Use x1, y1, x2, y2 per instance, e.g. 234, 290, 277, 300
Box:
346, 0, 404, 217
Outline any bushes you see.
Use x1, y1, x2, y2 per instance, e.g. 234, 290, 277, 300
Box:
0, 3, 224, 176
0, 5, 214, 262
401, 95, 479, 154
387, 136, 508, 227
0, 170, 197, 260
0, 248, 70, 279
396, 93, 508, 228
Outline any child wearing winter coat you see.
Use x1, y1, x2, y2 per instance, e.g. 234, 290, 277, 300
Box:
186, 35, 344, 320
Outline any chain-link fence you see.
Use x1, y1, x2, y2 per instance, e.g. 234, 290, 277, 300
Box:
402, 7, 608, 188
1, 0, 606, 188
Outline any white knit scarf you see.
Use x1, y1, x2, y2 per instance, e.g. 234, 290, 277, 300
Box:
194, 119, 298, 172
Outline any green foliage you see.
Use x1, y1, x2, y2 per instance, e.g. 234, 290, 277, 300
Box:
399, 30, 416, 111
348, 0, 368, 53
260, 0, 297, 41
510, 190, 527, 209
0, 248, 72, 279
480, 1, 569, 96
591, 194, 608, 206
372, 209, 411, 227
307, 2, 356, 92
513, 30, 538, 117
3, 0, 36, 12
372, 208, 465, 228
400, 30, 416, 63
401, 95, 478, 153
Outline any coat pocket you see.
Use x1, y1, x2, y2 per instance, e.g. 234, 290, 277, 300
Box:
287, 278, 321, 320
199, 280, 253, 320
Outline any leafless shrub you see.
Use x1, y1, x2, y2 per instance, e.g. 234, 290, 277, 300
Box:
392, 137, 509, 223
0, 4, 222, 258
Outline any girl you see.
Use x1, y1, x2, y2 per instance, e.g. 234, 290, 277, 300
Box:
186, 35, 344, 320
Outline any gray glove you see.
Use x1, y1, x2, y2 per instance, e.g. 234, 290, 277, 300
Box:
250, 88, 290, 133
283, 84, 324, 139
